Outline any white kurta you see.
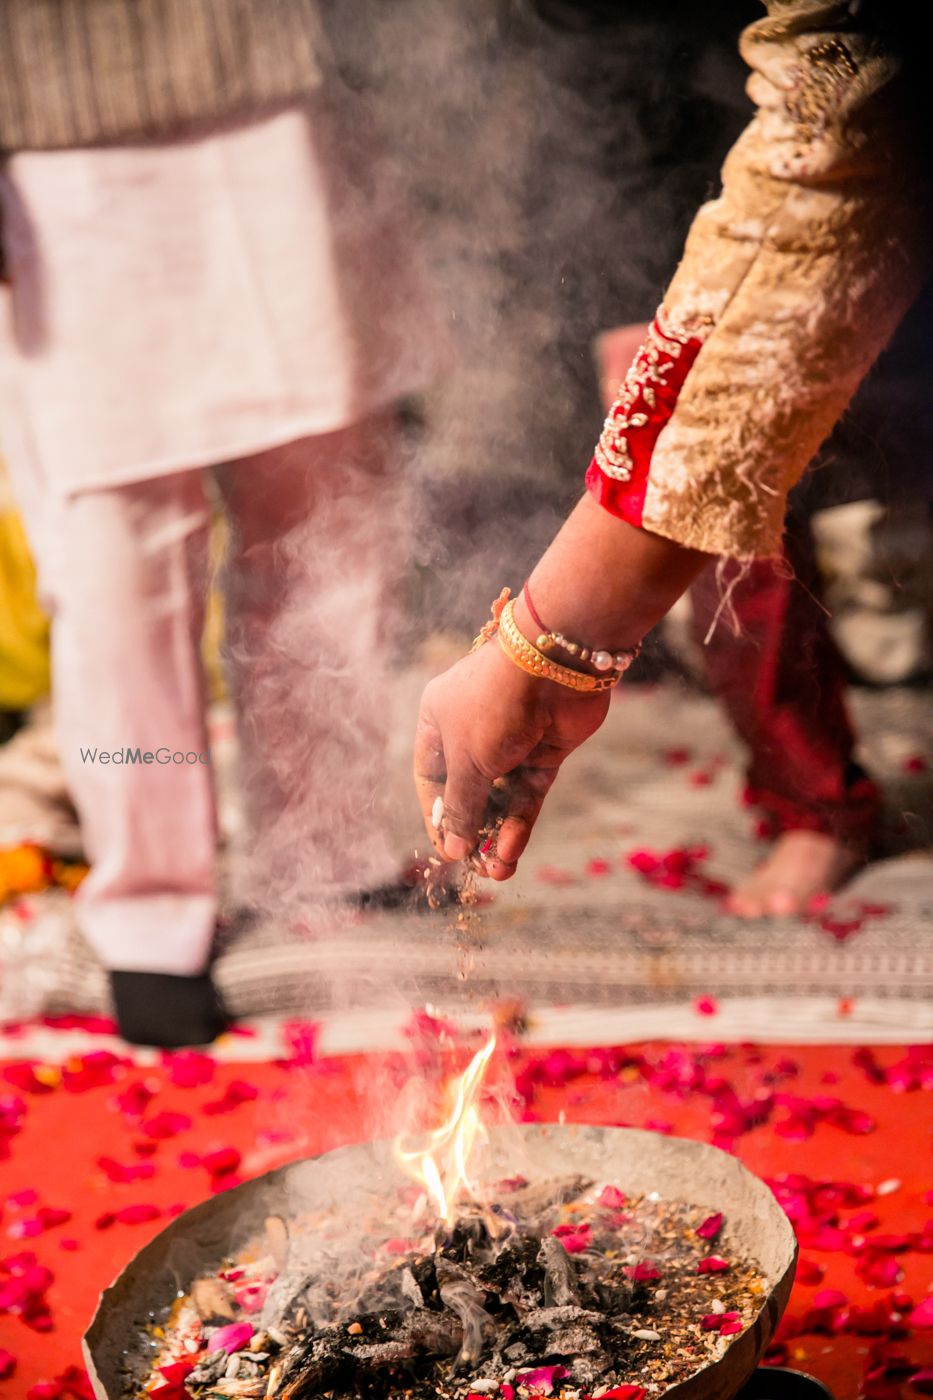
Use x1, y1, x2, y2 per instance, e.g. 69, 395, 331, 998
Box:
0, 98, 441, 978
0, 94, 441, 496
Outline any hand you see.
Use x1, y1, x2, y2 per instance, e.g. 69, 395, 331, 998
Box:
414, 638, 610, 880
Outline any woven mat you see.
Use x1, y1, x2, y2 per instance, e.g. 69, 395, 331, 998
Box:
2, 681, 931, 1040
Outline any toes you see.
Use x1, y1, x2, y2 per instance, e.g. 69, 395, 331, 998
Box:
766, 889, 808, 917
726, 890, 767, 918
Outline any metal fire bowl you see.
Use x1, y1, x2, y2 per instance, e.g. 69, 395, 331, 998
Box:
84, 1124, 797, 1400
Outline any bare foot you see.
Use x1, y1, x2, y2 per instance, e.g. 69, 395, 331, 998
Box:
726, 830, 864, 918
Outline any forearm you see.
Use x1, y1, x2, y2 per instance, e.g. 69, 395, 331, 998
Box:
516, 493, 709, 655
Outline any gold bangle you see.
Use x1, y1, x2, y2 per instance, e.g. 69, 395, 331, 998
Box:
497, 599, 619, 693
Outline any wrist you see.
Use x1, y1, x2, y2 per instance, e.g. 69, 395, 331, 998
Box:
512, 592, 620, 681
527, 493, 709, 648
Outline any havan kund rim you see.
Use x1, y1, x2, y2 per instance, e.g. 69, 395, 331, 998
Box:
84, 1124, 797, 1400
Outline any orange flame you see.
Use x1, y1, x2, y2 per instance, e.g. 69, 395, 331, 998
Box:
395, 1034, 496, 1224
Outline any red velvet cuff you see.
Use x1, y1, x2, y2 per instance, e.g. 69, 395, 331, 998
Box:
586, 312, 706, 527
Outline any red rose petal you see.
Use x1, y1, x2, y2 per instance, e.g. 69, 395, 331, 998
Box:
202, 1079, 259, 1116
202, 1146, 242, 1178
114, 1203, 161, 1225
910, 1296, 933, 1328
140, 1111, 192, 1140
7, 1188, 38, 1207
697, 1212, 723, 1240
97, 1156, 156, 1184
161, 1050, 216, 1089
697, 1256, 730, 1274
624, 1261, 661, 1282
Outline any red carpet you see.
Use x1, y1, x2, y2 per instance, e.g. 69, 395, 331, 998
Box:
1, 1027, 931, 1399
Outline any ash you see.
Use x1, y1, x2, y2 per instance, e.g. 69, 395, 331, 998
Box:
152, 1177, 767, 1399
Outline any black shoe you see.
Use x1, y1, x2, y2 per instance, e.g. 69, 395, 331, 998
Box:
109, 970, 229, 1048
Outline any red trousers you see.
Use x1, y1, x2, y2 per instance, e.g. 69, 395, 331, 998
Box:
689, 524, 881, 847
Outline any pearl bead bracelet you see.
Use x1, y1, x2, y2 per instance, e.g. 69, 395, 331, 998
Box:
522, 583, 641, 676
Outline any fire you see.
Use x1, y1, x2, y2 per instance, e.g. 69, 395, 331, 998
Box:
395, 1034, 496, 1224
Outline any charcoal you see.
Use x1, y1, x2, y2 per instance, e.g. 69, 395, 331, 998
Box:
155, 1192, 769, 1400
437, 1213, 494, 1264
400, 1266, 425, 1309
342, 1339, 418, 1367
502, 1177, 592, 1219
520, 1305, 610, 1361
190, 1349, 229, 1385
232, 1355, 268, 1380
272, 1330, 350, 1399
537, 1235, 581, 1307
410, 1253, 442, 1309
406, 1309, 464, 1356
565, 1351, 613, 1390
471, 1232, 542, 1298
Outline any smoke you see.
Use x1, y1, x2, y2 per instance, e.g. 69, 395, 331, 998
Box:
212, 2, 754, 1022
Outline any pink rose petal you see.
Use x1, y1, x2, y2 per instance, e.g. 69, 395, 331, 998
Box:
208, 1321, 254, 1354
515, 1365, 569, 1394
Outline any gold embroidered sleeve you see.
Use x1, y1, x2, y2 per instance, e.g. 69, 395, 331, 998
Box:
638, 1, 932, 559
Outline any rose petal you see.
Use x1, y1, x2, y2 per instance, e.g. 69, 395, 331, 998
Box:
910, 1296, 933, 1328
202, 1079, 259, 1116
515, 1365, 569, 1394
201, 1146, 241, 1178
208, 1320, 254, 1354
697, 1212, 723, 1240
114, 1203, 161, 1225
140, 1111, 191, 1140
97, 1156, 156, 1184
697, 1256, 730, 1274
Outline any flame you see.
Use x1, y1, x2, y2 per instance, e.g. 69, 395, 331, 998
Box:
395, 1034, 496, 1224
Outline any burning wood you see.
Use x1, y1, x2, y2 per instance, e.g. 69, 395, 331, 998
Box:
141, 1179, 768, 1400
